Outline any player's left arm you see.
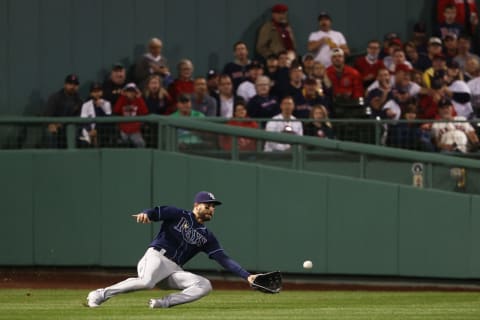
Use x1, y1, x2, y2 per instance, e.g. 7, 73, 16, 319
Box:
209, 249, 258, 285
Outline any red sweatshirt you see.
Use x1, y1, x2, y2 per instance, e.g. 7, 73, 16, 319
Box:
326, 65, 364, 99
113, 95, 149, 134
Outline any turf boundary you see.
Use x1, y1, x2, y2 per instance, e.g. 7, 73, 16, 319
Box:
1, 267, 480, 292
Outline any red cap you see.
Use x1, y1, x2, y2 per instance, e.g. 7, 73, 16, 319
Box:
272, 4, 288, 13
395, 63, 412, 73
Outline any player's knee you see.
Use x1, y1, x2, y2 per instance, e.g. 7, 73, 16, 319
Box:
197, 277, 212, 296
140, 278, 157, 289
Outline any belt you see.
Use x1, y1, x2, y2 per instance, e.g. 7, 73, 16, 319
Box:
151, 247, 167, 256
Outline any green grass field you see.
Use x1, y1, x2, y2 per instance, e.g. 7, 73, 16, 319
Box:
0, 289, 479, 320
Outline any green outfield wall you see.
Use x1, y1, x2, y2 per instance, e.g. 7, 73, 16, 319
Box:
1, 149, 480, 279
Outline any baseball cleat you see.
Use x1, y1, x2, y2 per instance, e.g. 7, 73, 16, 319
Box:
87, 289, 106, 307
149, 298, 166, 308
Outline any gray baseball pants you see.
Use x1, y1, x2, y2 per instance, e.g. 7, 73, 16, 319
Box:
102, 247, 212, 307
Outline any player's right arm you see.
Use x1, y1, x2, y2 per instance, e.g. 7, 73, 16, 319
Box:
132, 206, 184, 223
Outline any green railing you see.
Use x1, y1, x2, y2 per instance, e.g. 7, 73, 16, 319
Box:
0, 115, 479, 166
1, 115, 480, 193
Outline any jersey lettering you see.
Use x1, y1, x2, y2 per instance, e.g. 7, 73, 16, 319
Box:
174, 217, 207, 247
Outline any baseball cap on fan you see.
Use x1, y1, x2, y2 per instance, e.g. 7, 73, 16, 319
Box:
194, 191, 222, 206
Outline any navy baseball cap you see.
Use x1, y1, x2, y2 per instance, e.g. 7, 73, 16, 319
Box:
194, 191, 222, 205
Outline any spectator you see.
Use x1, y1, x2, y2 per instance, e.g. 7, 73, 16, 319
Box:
44, 74, 83, 148
142, 74, 172, 148
445, 61, 474, 118
382, 38, 404, 72
302, 53, 316, 78
223, 41, 251, 91
217, 74, 238, 118
366, 88, 388, 119
274, 62, 304, 102
307, 11, 349, 68
303, 104, 335, 139
435, 4, 465, 39
219, 100, 259, 151
103, 63, 127, 106
206, 69, 220, 102
464, 56, 480, 82
78, 82, 112, 147
295, 77, 329, 118
388, 49, 413, 73
387, 103, 434, 151
382, 87, 411, 120
421, 37, 445, 71
256, 3, 296, 60
423, 53, 447, 88
113, 83, 149, 148
247, 75, 280, 120
168, 59, 195, 103
325, 48, 363, 100
170, 94, 205, 118
264, 54, 280, 86
418, 74, 450, 119
404, 41, 431, 72
354, 40, 385, 88
412, 69, 427, 87
411, 22, 428, 54
467, 71, 480, 116
380, 32, 401, 59
237, 61, 264, 103
190, 77, 218, 116
453, 34, 480, 72
431, 98, 479, 153
436, 0, 478, 36
143, 74, 172, 115
264, 96, 303, 152
443, 33, 458, 63
311, 61, 333, 95
367, 67, 394, 98
134, 37, 172, 89
271, 50, 292, 96
170, 94, 206, 147
394, 64, 422, 98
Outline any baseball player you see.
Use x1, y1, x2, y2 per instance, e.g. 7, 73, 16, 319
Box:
86, 191, 258, 308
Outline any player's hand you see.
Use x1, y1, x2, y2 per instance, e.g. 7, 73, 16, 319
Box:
247, 274, 258, 285
132, 213, 151, 224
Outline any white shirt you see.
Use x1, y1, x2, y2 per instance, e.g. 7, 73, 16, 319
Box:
467, 76, 480, 111
219, 95, 234, 118
236, 81, 256, 103
367, 78, 395, 93
431, 116, 474, 153
308, 29, 347, 67
264, 113, 303, 152
449, 80, 473, 118
382, 99, 402, 120
79, 99, 112, 143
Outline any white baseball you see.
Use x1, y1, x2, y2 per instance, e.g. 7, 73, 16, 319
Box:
303, 260, 313, 269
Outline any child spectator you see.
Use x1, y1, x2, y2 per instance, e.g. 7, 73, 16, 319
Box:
219, 100, 259, 151
113, 83, 149, 148
143, 75, 172, 115
303, 105, 335, 139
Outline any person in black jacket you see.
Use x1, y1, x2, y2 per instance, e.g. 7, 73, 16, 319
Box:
44, 74, 83, 148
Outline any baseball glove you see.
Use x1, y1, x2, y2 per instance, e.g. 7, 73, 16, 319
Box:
251, 271, 282, 294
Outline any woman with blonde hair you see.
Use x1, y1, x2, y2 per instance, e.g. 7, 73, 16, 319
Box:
143, 74, 173, 115
303, 104, 335, 139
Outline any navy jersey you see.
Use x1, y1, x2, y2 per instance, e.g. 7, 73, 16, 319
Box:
145, 206, 222, 266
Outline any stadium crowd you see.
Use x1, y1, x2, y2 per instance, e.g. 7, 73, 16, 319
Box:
44, 1, 480, 154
